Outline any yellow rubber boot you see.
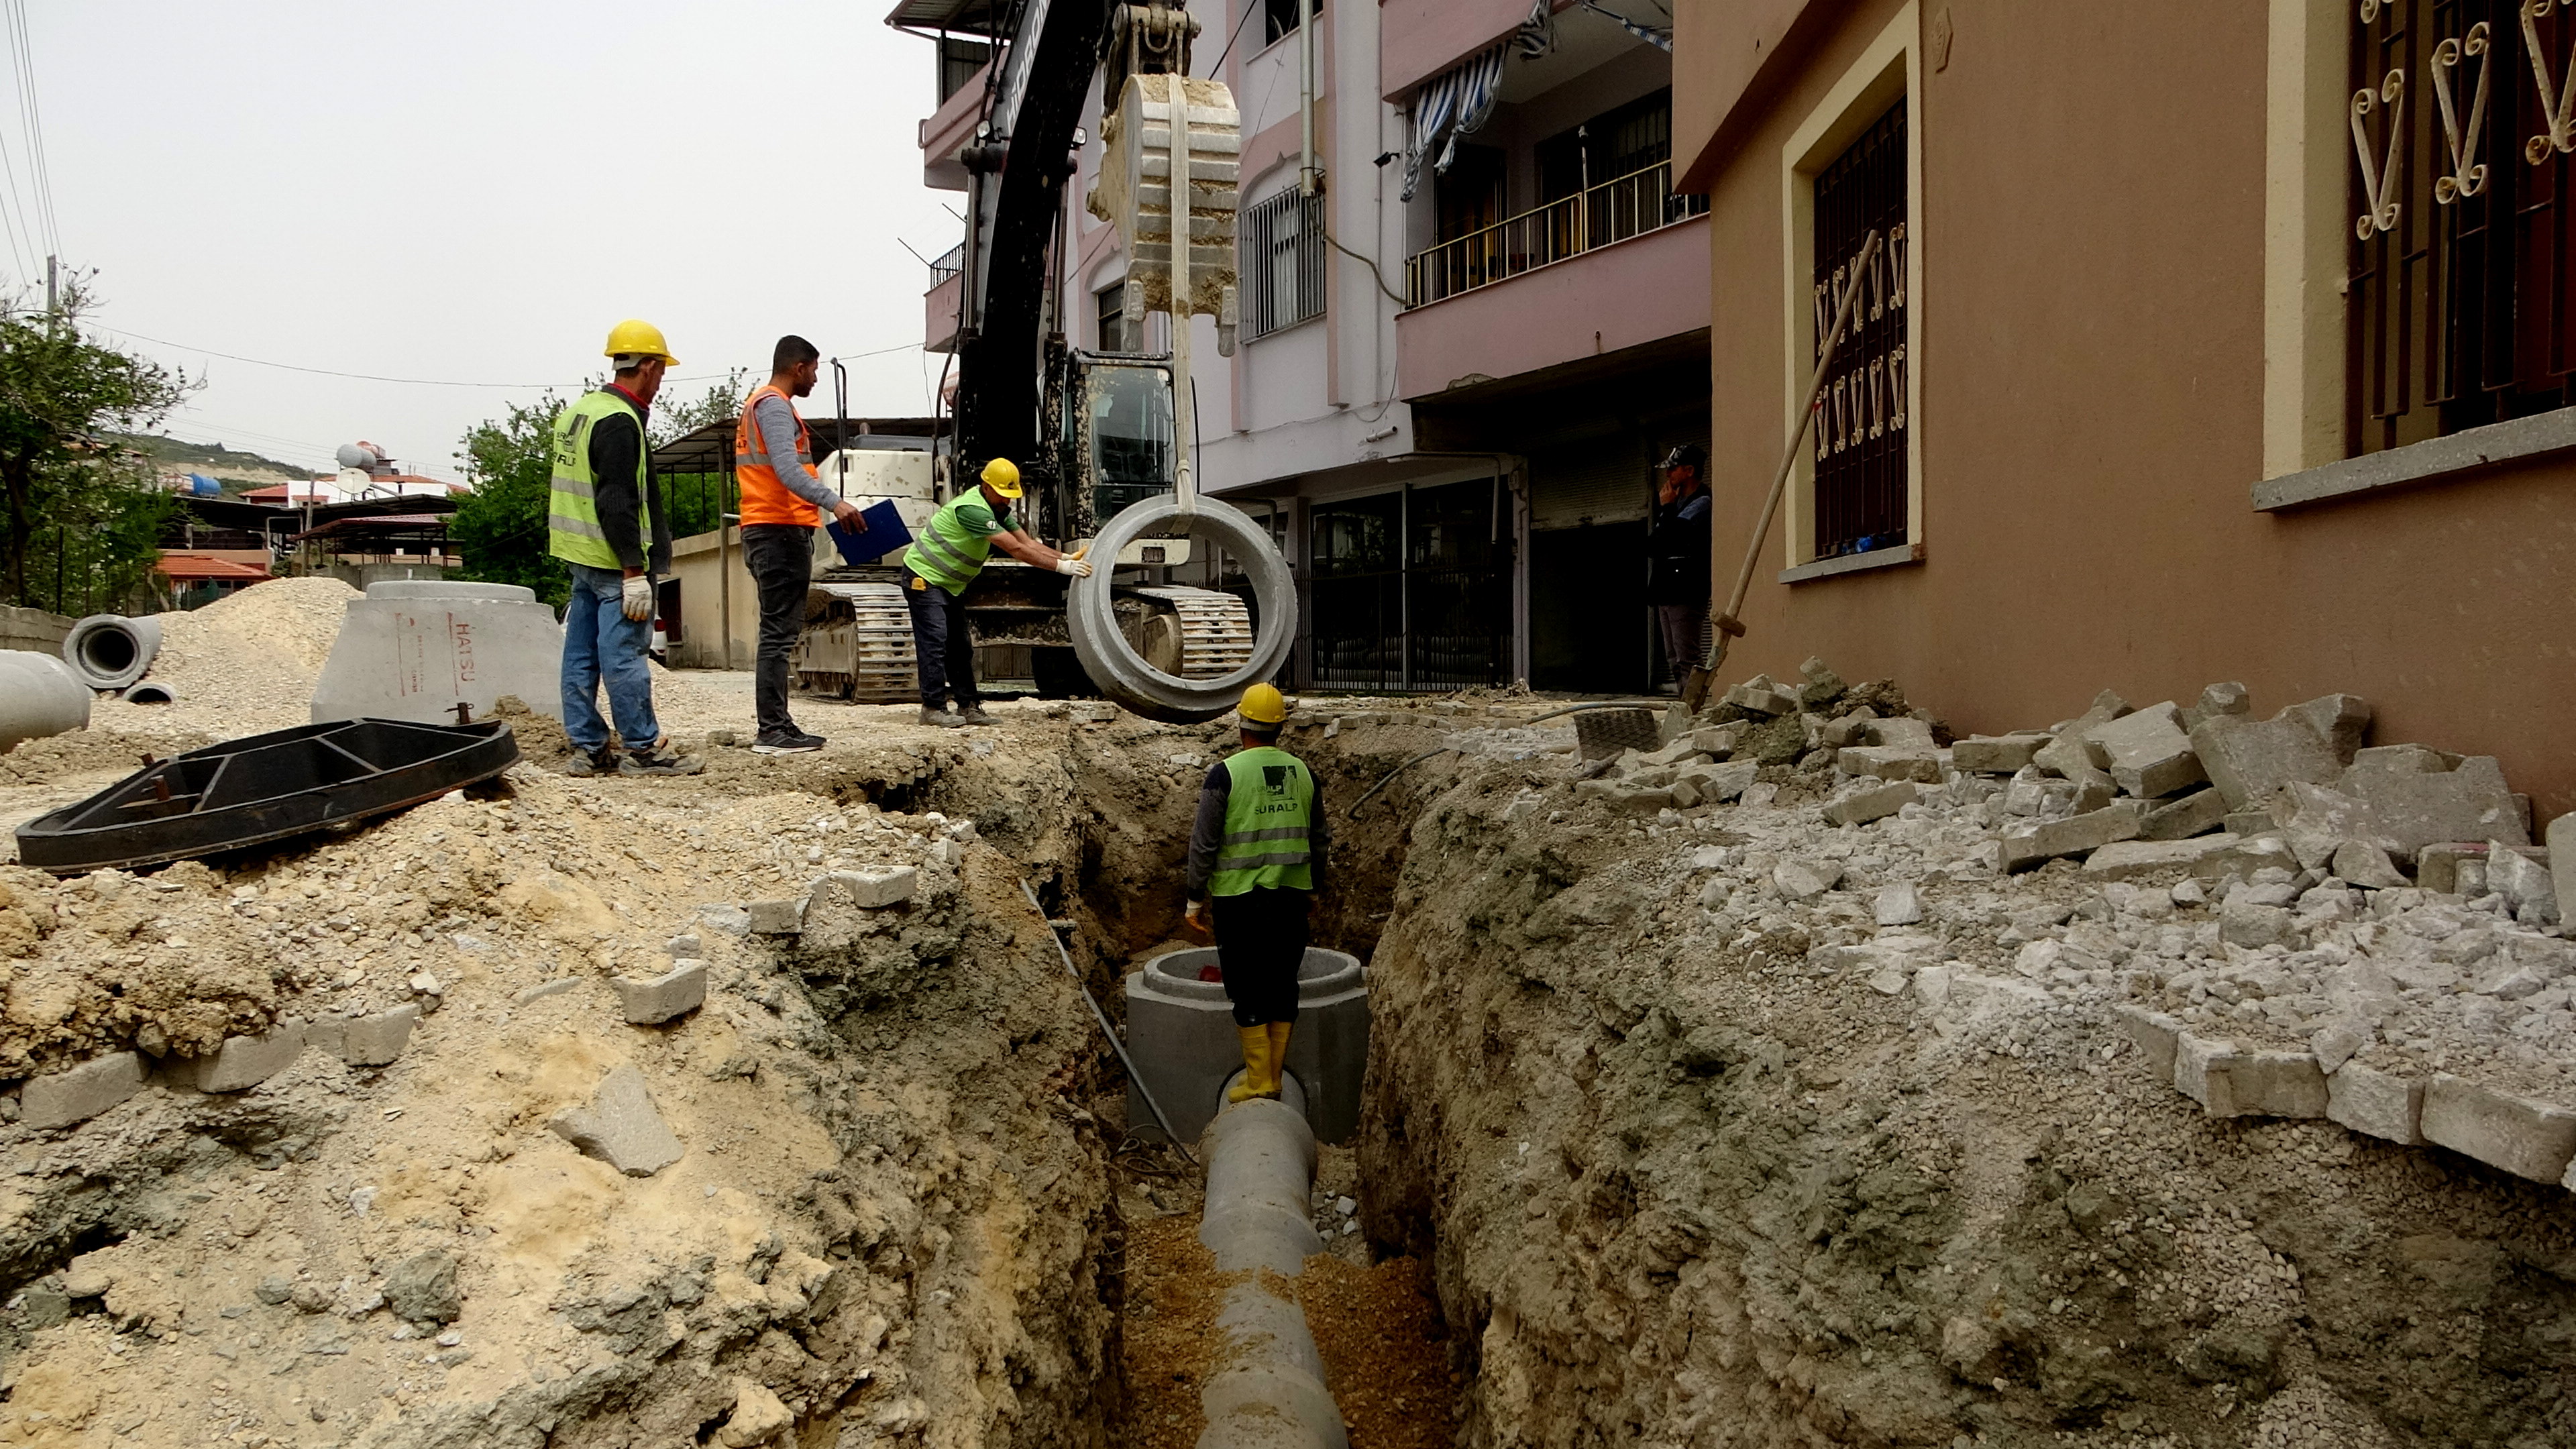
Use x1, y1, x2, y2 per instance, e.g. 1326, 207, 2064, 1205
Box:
1261, 1022, 1292, 1100
1228, 1025, 1269, 1105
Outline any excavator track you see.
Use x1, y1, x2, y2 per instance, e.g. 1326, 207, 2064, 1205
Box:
791, 583, 920, 704
1126, 586, 1254, 679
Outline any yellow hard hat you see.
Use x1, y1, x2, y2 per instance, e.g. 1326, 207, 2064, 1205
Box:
602, 319, 679, 366
1238, 683, 1289, 726
980, 457, 1024, 498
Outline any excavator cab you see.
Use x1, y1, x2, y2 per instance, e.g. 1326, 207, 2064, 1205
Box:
1043, 345, 1193, 566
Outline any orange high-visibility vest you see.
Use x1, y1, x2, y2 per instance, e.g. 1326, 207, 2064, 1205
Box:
733, 384, 820, 528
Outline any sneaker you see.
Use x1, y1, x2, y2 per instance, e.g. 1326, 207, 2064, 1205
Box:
620, 749, 706, 776
750, 729, 826, 755
956, 706, 998, 726
565, 747, 618, 777
918, 707, 965, 729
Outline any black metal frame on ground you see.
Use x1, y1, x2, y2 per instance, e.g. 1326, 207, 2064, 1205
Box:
15, 718, 519, 875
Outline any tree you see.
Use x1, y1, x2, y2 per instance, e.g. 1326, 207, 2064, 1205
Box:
449, 369, 749, 604
0, 278, 194, 610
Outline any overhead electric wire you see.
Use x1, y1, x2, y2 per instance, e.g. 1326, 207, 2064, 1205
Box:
97, 328, 922, 391
5, 0, 56, 258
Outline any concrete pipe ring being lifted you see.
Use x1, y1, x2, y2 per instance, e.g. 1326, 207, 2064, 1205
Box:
1067, 496, 1296, 724
61, 614, 164, 692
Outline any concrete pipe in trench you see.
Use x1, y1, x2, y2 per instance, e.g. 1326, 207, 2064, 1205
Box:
1067, 496, 1296, 724
0, 650, 93, 751
60, 614, 163, 692
1195, 1098, 1347, 1449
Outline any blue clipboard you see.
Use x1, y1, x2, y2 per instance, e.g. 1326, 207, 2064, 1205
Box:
826, 500, 912, 566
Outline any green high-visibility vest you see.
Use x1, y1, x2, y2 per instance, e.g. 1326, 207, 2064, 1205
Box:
902, 490, 1004, 596
547, 390, 653, 571
1210, 746, 1316, 896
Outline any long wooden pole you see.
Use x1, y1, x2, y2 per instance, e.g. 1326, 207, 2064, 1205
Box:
1682, 227, 1884, 712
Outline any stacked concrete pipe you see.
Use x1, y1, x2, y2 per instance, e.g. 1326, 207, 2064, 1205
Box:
1195, 1099, 1348, 1449
0, 650, 92, 751
60, 614, 162, 692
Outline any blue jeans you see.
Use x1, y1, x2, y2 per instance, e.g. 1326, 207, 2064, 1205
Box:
560, 561, 659, 753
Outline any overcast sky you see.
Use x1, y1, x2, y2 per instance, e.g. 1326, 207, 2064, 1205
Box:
32, 1, 959, 480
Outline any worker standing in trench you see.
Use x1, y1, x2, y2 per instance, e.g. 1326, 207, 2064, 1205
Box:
1184, 684, 1328, 1104
898, 458, 1092, 727
735, 335, 869, 755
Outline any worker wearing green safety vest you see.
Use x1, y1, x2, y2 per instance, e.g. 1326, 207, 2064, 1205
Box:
1184, 683, 1330, 1106
549, 319, 696, 780
898, 457, 1092, 728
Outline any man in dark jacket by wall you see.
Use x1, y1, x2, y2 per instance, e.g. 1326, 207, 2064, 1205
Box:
1646, 443, 1711, 690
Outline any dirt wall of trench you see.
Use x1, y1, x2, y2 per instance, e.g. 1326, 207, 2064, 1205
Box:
1358, 757, 2576, 1448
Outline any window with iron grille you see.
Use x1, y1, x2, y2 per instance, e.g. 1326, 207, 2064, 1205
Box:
1811, 99, 1908, 559
2349, 0, 2576, 453
1242, 186, 1326, 338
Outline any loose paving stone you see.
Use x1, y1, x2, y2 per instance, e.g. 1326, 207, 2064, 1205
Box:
2330, 839, 2409, 889
614, 961, 708, 1026
2287, 693, 2374, 764
1835, 745, 1944, 784
2420, 1075, 2576, 1183
2487, 843, 2558, 924
2112, 1005, 2182, 1079
2090, 702, 2206, 800
1874, 880, 1924, 926
548, 1064, 684, 1177
745, 898, 808, 935
2326, 1062, 2428, 1144
1773, 858, 1843, 900
2139, 788, 2229, 841
1951, 734, 2049, 773
2190, 710, 2343, 810
2338, 749, 2527, 855
1823, 780, 1918, 827
2082, 836, 2238, 880
341, 1005, 421, 1067
186, 1022, 308, 1093
2000, 804, 2142, 871
21, 1052, 146, 1130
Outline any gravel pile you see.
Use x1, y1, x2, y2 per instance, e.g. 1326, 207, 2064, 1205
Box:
91, 577, 360, 737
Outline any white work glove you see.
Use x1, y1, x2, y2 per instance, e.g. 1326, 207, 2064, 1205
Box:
621, 574, 654, 621
1053, 557, 1094, 578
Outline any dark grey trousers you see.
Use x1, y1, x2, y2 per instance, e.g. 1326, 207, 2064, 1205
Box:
741, 524, 813, 735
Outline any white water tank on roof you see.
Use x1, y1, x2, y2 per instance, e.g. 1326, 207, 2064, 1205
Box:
310, 580, 566, 725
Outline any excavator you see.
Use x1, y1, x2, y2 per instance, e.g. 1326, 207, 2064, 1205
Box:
794, 0, 1296, 722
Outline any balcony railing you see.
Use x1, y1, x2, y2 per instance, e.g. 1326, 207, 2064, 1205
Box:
926, 241, 965, 290
1403, 160, 1709, 309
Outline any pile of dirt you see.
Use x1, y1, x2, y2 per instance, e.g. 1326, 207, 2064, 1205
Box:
88, 578, 360, 738
1356, 702, 2576, 1447
0, 721, 1128, 1448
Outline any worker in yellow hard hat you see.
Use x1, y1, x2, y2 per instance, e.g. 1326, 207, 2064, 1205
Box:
549, 319, 700, 777
1184, 682, 1328, 1106
898, 457, 1091, 728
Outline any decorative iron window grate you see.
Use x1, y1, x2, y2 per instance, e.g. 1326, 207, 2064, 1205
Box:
2351, 0, 2576, 452
1242, 187, 1326, 338
1811, 99, 1908, 560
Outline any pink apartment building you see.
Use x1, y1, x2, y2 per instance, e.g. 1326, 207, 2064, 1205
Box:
894, 0, 1709, 693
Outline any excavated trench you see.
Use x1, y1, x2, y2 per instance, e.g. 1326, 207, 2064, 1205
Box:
3, 695, 2573, 1448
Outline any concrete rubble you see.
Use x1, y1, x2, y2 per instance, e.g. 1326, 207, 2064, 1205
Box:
1575, 661, 2576, 1198
547, 1063, 686, 1177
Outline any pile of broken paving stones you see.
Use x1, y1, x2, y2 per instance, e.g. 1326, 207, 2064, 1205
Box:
1594, 658, 2576, 1196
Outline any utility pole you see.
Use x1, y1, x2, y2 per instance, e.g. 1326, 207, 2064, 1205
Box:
45, 254, 56, 313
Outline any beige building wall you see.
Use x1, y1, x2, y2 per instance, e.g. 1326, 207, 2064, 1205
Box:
1672, 0, 2576, 816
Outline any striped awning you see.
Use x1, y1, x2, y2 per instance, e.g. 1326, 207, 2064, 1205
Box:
1400, 44, 1508, 203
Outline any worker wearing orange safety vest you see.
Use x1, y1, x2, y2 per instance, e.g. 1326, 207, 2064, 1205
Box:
734, 335, 866, 755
